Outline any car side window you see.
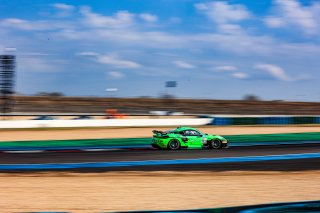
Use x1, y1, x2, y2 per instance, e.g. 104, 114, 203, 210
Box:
183, 130, 192, 136
182, 130, 200, 136
184, 130, 190, 136
188, 131, 194, 136
190, 130, 201, 136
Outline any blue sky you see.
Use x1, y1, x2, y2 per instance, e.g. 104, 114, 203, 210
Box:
0, 0, 320, 101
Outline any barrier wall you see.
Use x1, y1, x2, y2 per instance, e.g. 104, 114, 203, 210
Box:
211, 116, 320, 125
0, 116, 319, 129
0, 118, 213, 129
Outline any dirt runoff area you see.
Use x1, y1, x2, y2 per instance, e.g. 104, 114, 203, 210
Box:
1, 126, 320, 142
0, 171, 319, 213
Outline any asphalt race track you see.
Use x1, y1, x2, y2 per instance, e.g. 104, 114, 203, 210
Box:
0, 143, 320, 172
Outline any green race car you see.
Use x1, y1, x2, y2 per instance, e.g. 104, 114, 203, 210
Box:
152, 126, 228, 150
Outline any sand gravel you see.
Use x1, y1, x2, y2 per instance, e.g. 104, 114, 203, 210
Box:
0, 171, 319, 213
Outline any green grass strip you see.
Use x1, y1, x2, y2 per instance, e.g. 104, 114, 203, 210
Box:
0, 138, 150, 148
0, 132, 319, 148
224, 132, 320, 143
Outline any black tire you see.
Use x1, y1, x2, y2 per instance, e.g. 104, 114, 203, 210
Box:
167, 139, 181, 150
209, 139, 222, 149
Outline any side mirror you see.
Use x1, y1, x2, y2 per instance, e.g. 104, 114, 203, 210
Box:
182, 136, 188, 141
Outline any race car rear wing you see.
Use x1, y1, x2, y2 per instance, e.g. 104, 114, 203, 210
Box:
152, 130, 167, 135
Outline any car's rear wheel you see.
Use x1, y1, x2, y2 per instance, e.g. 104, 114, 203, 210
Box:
167, 139, 180, 150
209, 139, 222, 149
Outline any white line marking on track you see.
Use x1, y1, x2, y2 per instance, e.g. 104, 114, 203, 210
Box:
4, 150, 44, 154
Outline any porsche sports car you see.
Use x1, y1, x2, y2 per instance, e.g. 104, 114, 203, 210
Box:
152, 126, 228, 150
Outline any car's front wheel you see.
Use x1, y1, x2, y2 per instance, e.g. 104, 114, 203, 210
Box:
167, 139, 181, 150
209, 139, 222, 149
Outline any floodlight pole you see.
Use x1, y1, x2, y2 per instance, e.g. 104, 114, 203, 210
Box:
106, 88, 118, 98
164, 81, 178, 113
1, 48, 16, 120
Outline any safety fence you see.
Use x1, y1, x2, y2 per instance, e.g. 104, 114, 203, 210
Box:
210, 116, 320, 125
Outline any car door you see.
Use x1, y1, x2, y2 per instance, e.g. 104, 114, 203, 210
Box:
184, 130, 203, 148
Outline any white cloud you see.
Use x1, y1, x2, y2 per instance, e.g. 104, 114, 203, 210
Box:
56, 27, 185, 49
195, 1, 252, 35
188, 32, 275, 55
254, 64, 292, 81
264, 16, 284, 28
20, 58, 59, 72
38, 5, 272, 54
213, 65, 248, 79
108, 71, 125, 79
0, 18, 45, 30
52, 3, 75, 11
52, 3, 75, 17
77, 51, 98, 56
216, 23, 244, 34
139, 13, 158, 22
97, 55, 140, 69
2, 18, 25, 25
19, 52, 56, 56
195, 1, 251, 24
0, 18, 72, 31
231, 72, 248, 79
265, 0, 319, 35
80, 7, 135, 28
214, 65, 237, 72
1, 2, 318, 78
172, 60, 195, 69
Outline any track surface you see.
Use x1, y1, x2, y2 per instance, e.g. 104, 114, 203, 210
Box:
0, 143, 319, 164
1, 143, 319, 172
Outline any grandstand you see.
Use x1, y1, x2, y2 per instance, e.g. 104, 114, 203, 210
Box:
10, 96, 320, 115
